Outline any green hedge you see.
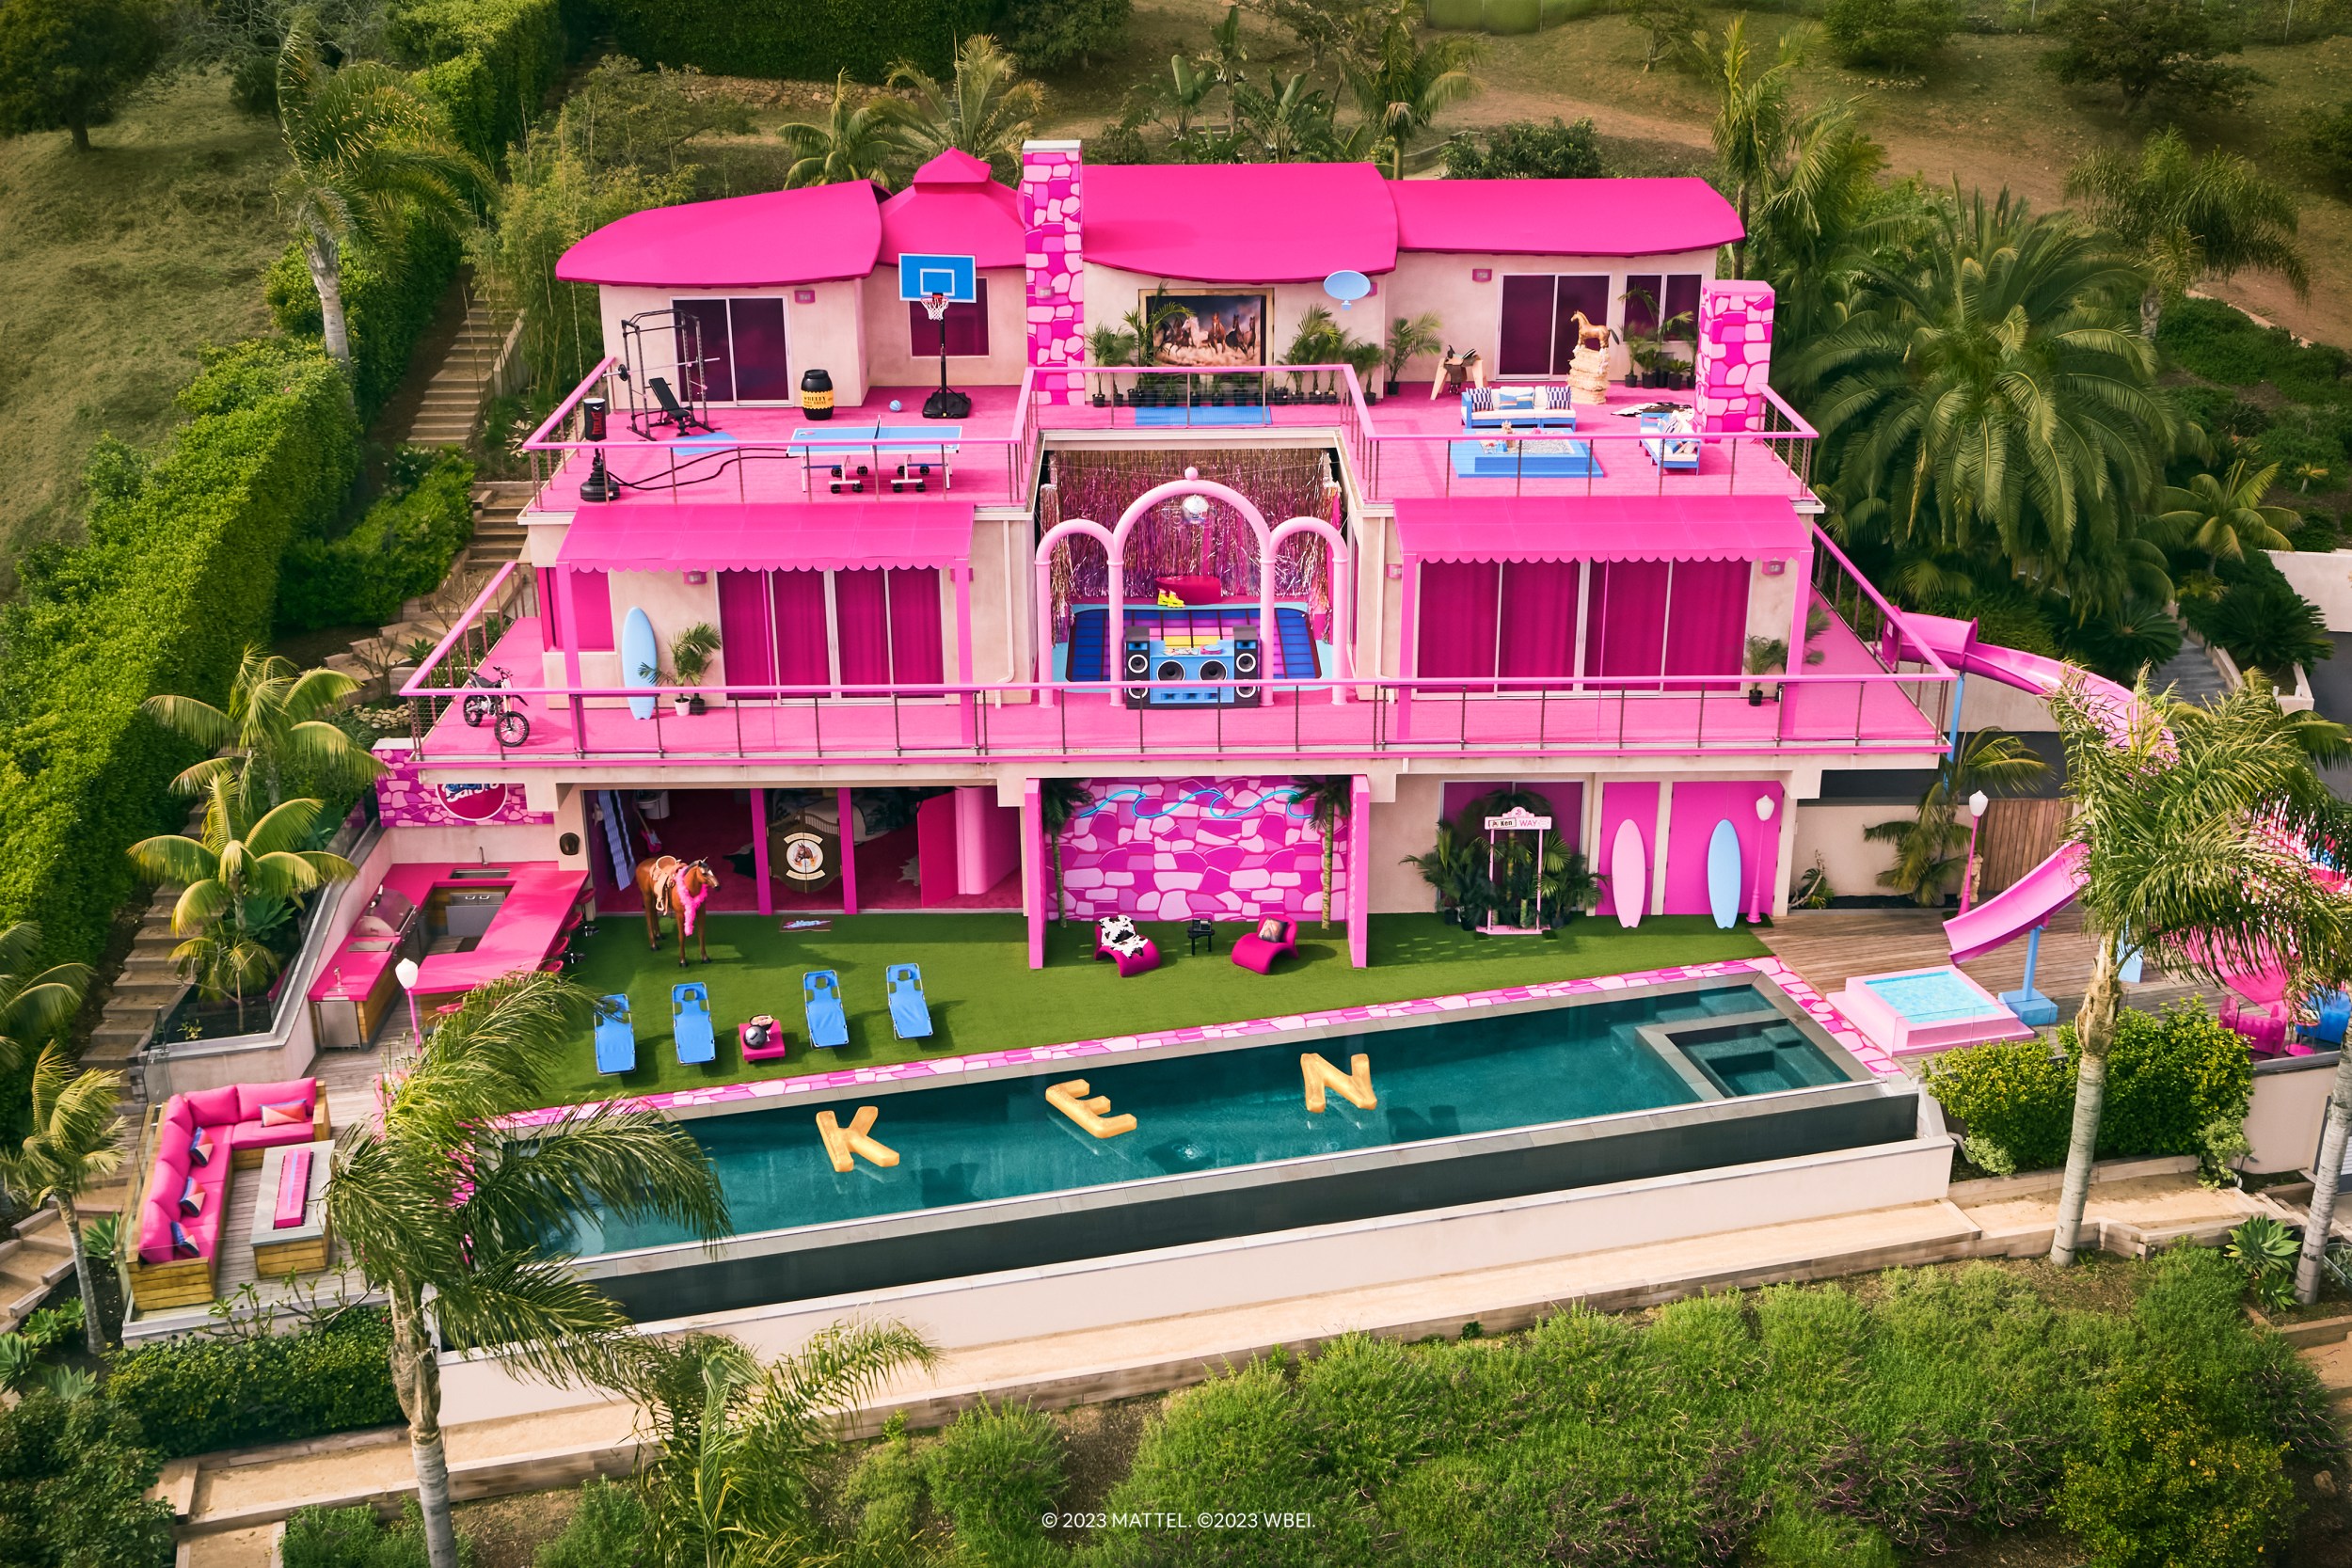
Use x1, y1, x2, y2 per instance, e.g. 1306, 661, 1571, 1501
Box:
278, 450, 476, 631
106, 1310, 400, 1460
0, 341, 359, 974
390, 0, 569, 165
602, 0, 997, 82
266, 226, 466, 426
1925, 1002, 2255, 1176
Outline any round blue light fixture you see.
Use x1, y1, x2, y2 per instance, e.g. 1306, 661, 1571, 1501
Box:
1322, 270, 1372, 310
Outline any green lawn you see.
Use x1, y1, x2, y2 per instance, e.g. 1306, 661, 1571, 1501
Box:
548, 911, 1767, 1105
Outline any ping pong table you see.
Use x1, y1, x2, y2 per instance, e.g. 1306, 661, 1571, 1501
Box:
787, 423, 962, 494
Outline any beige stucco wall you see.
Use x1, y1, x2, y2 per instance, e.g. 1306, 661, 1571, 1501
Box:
1370, 774, 1447, 913
597, 280, 870, 406
861, 265, 1027, 388
1791, 800, 1904, 905
2269, 548, 2352, 632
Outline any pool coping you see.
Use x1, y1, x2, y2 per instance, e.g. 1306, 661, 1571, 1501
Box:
507, 956, 1897, 1129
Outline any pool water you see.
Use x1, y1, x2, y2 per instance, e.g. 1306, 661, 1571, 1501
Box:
566, 981, 1845, 1257
1862, 969, 2003, 1024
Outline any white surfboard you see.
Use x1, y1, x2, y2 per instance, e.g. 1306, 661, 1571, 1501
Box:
1706, 818, 1742, 930
1610, 819, 1646, 930
621, 607, 659, 721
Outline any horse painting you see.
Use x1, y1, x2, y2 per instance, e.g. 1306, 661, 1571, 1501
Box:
634, 856, 720, 966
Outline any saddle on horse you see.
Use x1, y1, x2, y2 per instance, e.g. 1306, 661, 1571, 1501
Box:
645, 856, 687, 915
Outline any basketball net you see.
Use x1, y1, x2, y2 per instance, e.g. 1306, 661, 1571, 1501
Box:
923, 293, 950, 322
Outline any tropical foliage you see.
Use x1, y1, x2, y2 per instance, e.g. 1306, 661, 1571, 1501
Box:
885, 35, 1043, 184
2068, 129, 2306, 341
0, 924, 83, 1079
1865, 728, 2049, 905
141, 648, 381, 812
0, 1047, 122, 1349
0, 0, 166, 152
1340, 10, 1479, 179
778, 70, 914, 189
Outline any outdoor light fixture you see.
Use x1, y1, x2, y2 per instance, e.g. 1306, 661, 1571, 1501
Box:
1761, 559, 1787, 576
395, 958, 424, 1047
684, 571, 708, 585
1180, 466, 1210, 520
1961, 791, 1992, 915
1749, 793, 1776, 924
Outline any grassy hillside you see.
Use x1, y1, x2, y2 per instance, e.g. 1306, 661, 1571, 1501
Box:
0, 76, 285, 583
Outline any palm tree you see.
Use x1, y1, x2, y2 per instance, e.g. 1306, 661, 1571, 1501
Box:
1203, 4, 1249, 136
1796, 188, 2181, 615
0, 1049, 126, 1352
274, 10, 484, 371
2067, 128, 2308, 340
1233, 71, 1343, 162
1292, 777, 1355, 930
2157, 459, 2298, 568
635, 1324, 936, 1565
1863, 729, 2049, 905
776, 69, 911, 191
0, 922, 87, 1076
128, 777, 358, 1031
327, 971, 730, 1568
1341, 13, 1481, 180
1701, 17, 1810, 281
142, 647, 381, 811
1038, 779, 1093, 927
2045, 676, 2352, 1268
885, 36, 1044, 185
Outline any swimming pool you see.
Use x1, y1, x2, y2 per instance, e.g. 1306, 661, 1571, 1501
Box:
1830, 966, 2035, 1056
565, 976, 1915, 1319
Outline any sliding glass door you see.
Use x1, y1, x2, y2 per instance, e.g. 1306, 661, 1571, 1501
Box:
717, 567, 945, 696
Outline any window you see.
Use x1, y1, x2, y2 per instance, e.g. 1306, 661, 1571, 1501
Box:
906, 279, 991, 357
538, 568, 614, 653
1621, 273, 1705, 340
669, 296, 792, 403
716, 567, 944, 693
1497, 275, 1611, 377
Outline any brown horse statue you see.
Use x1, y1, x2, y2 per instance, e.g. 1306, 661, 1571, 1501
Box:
634, 856, 720, 966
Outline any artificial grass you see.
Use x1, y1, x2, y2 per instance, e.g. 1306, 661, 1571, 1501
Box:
546, 911, 1768, 1107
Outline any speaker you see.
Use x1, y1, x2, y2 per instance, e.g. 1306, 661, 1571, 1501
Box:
1231, 637, 1263, 707
1122, 639, 1152, 707
1147, 651, 1235, 705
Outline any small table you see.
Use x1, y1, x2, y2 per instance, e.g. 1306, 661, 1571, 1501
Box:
1186, 919, 1216, 956
788, 423, 961, 494
250, 1139, 333, 1275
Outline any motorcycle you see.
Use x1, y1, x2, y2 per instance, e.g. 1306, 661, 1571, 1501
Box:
459, 664, 532, 748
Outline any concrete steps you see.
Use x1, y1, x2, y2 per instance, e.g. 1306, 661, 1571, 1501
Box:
2153, 637, 2232, 706
464, 480, 535, 567
0, 1211, 78, 1330
400, 304, 514, 451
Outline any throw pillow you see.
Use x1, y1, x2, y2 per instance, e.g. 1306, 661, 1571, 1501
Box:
170, 1222, 200, 1259
187, 1127, 213, 1166
259, 1101, 310, 1128
178, 1177, 205, 1217
1258, 918, 1287, 942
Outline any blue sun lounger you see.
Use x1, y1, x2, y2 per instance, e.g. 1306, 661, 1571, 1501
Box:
594, 994, 635, 1075
672, 981, 716, 1065
803, 970, 849, 1049
885, 963, 933, 1040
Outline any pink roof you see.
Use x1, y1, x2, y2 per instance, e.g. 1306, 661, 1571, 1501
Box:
558, 499, 974, 571
880, 150, 1024, 268
1394, 496, 1807, 562
556, 182, 882, 288
1085, 164, 1398, 282
1388, 178, 1742, 257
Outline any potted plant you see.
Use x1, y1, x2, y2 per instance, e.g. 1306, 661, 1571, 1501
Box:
1744, 635, 1788, 705
1383, 311, 1442, 397
1086, 323, 1136, 407
667, 622, 720, 716
1340, 337, 1387, 404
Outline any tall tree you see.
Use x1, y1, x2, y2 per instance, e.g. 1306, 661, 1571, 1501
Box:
2042, 0, 2258, 117
2157, 458, 2298, 567
1292, 777, 1355, 929
141, 647, 381, 811
326, 971, 730, 1568
0, 922, 85, 1077
0, 0, 165, 152
1340, 11, 1480, 179
2044, 677, 2351, 1267
0, 1048, 124, 1351
1701, 16, 1806, 280
885, 35, 1044, 185
273, 9, 483, 369
2068, 129, 2307, 340
776, 69, 912, 191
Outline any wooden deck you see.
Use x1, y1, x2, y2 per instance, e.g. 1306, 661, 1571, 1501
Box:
1760, 905, 2196, 1022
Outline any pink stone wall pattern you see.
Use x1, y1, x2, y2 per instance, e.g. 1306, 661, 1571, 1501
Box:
1057, 777, 1340, 922
1021, 144, 1088, 405
374, 748, 551, 827
1694, 280, 1775, 434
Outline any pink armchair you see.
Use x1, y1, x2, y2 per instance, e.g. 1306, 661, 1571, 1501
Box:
1095, 915, 1160, 977
1232, 918, 1298, 974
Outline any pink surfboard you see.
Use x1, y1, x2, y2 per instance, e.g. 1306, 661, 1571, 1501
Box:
1610, 820, 1646, 929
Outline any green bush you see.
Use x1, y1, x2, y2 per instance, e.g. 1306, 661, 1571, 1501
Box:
1822, 0, 1961, 71
1441, 117, 1607, 179
2159, 296, 2352, 409
282, 1499, 464, 1568
1923, 1038, 2074, 1175
0, 1388, 175, 1568
2183, 575, 2332, 679
601, 0, 996, 83
532, 1478, 650, 1568
2057, 1363, 2292, 1567
922, 1401, 1064, 1554
390, 0, 568, 165
278, 449, 475, 631
266, 226, 466, 425
0, 341, 358, 976
106, 1309, 400, 1459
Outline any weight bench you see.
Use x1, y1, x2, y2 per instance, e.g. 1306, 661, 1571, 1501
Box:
646, 375, 710, 435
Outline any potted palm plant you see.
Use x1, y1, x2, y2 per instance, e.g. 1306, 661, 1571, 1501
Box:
1340, 336, 1387, 404
1086, 323, 1136, 406
1383, 311, 1442, 397
666, 623, 720, 716
1744, 636, 1788, 705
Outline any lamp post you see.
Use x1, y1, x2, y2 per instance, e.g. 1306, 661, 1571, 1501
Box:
395, 957, 424, 1050
1749, 792, 1777, 924
1960, 789, 1990, 915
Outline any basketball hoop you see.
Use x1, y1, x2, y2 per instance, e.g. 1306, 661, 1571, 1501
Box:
922, 292, 950, 322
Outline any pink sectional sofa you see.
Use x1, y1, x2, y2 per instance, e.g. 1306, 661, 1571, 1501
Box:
130, 1078, 328, 1308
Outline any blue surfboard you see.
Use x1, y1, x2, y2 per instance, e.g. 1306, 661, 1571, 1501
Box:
621, 607, 659, 721
1706, 818, 1742, 930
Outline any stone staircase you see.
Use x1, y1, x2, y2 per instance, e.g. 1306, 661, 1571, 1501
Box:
84, 885, 190, 1080
2152, 637, 2232, 706
0, 1210, 77, 1330
467, 479, 535, 567
404, 297, 516, 450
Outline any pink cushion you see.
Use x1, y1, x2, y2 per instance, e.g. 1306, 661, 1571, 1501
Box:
183, 1086, 241, 1126
231, 1117, 314, 1152
234, 1079, 316, 1122
164, 1100, 199, 1136
138, 1197, 177, 1264
1157, 574, 1223, 606
1257, 918, 1288, 942
259, 1101, 309, 1128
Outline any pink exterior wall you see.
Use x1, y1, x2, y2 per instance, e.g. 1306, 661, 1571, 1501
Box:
1021, 141, 1086, 405
916, 792, 958, 905
1058, 777, 1338, 923
375, 746, 553, 827
956, 786, 1021, 895
1695, 281, 1774, 434
1662, 780, 1784, 918
1597, 782, 1661, 920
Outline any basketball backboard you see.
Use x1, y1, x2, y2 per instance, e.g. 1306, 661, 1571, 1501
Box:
897, 253, 978, 303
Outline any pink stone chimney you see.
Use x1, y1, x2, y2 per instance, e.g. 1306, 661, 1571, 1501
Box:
1020, 139, 1086, 406
1694, 281, 1775, 433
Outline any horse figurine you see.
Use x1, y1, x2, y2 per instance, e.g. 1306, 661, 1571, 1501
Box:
1565, 311, 1619, 353
634, 855, 720, 966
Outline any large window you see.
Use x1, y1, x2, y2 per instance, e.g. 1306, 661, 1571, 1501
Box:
1622, 273, 1706, 340
1498, 274, 1611, 378
671, 296, 792, 402
717, 567, 945, 693
1414, 559, 1750, 689
905, 279, 991, 358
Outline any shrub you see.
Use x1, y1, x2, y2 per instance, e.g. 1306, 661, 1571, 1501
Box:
2158, 296, 2352, 409
1822, 0, 1960, 72
0, 341, 358, 975
2184, 576, 2332, 678
389, 0, 567, 166
922, 1400, 1064, 1554
0, 1388, 175, 1568
2042, 0, 2259, 117
278, 449, 476, 631
1923, 1039, 2074, 1175
2052, 599, 2184, 682
106, 1309, 401, 1459
2292, 511, 2344, 553
601, 0, 997, 83
2059, 1004, 2254, 1168
2056, 1364, 2292, 1568
281, 1499, 462, 1568
839, 1413, 938, 1561
2308, 100, 2352, 198
998, 0, 1131, 72
266, 226, 466, 425
1441, 117, 1607, 179
532, 1479, 649, 1567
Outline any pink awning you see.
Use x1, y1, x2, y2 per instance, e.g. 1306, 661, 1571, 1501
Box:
557, 182, 882, 288
557, 500, 974, 572
879, 150, 1025, 268
1395, 496, 1808, 562
1085, 164, 1398, 283
1389, 178, 1742, 257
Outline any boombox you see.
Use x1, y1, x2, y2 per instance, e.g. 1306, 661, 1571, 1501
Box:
1122, 636, 1262, 708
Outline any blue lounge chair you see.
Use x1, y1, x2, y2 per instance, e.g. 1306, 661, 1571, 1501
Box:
885, 963, 933, 1040
672, 982, 716, 1065
803, 970, 849, 1049
594, 994, 635, 1075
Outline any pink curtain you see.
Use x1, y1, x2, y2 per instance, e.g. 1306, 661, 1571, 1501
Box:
568, 570, 614, 653
1499, 561, 1580, 680
835, 569, 891, 687
771, 570, 829, 688
536, 569, 563, 649
716, 570, 772, 689
1662, 559, 1750, 685
887, 567, 945, 684
1415, 562, 1501, 679
1589, 561, 1669, 686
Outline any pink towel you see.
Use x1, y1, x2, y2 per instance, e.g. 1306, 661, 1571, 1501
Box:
274, 1149, 312, 1229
